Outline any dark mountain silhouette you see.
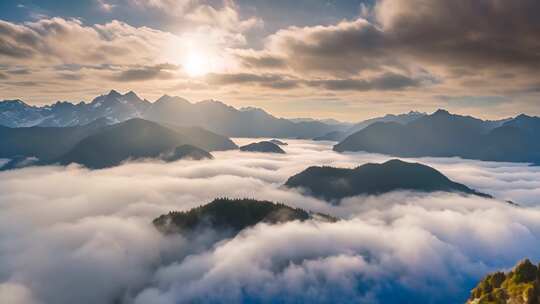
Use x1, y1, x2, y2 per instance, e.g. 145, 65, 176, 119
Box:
0, 117, 235, 169
284, 159, 491, 202
0, 118, 108, 161
313, 130, 348, 141
347, 111, 428, 134
159, 145, 213, 162
334, 110, 539, 163
55, 118, 235, 169
0, 156, 39, 171
468, 259, 540, 304
314, 111, 427, 142
153, 198, 336, 236
240, 141, 286, 154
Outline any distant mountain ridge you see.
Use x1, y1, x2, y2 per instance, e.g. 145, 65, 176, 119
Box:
0, 90, 347, 138
334, 109, 539, 164
0, 118, 237, 170
314, 111, 428, 141
285, 159, 491, 202
0, 90, 150, 128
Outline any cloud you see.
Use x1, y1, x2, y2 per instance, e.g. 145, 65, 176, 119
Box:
57, 72, 85, 81
97, 0, 116, 12
0, 283, 39, 304
111, 64, 179, 82
206, 73, 300, 89
1, 140, 540, 303
206, 72, 427, 91
0, 19, 40, 58
253, 0, 540, 77
233, 50, 287, 69
185, 4, 262, 32
306, 73, 424, 91
130, 0, 193, 15
0, 17, 177, 65
263, 18, 389, 76
374, 0, 540, 70
7, 68, 31, 75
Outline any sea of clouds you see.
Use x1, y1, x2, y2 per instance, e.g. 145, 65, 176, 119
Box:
1, 139, 540, 304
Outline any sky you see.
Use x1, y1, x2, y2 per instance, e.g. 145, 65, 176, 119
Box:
2, 139, 540, 304
0, 0, 539, 121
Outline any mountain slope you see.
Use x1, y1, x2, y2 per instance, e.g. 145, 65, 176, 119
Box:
347, 111, 428, 134
314, 111, 427, 142
0, 119, 107, 161
153, 198, 335, 235
240, 141, 286, 154
55, 118, 235, 169
468, 259, 540, 304
285, 159, 490, 201
334, 110, 538, 163
160, 145, 213, 162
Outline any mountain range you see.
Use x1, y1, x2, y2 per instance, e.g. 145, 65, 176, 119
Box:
285, 159, 491, 202
334, 109, 540, 164
314, 111, 428, 141
0, 90, 348, 138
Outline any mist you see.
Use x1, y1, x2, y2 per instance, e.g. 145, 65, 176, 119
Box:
1, 139, 539, 303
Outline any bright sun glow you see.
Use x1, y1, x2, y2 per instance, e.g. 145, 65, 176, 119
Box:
183, 52, 210, 77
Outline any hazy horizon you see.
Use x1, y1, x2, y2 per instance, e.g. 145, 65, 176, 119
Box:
1, 0, 540, 120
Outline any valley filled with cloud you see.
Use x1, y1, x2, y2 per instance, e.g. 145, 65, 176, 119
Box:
1, 139, 539, 304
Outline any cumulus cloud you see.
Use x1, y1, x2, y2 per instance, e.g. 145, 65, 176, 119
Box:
130, 0, 194, 15
227, 0, 540, 112
374, 0, 540, 69
249, 0, 540, 77
185, 4, 262, 32
0, 18, 177, 65
1, 139, 540, 303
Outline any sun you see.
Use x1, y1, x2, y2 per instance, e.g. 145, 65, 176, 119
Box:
183, 51, 209, 77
